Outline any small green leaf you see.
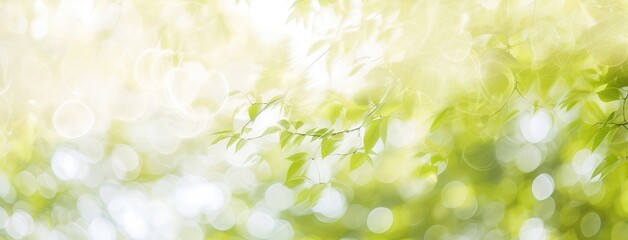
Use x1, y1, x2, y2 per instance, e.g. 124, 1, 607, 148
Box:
295, 184, 328, 206
294, 121, 304, 130
295, 188, 311, 205
321, 138, 339, 159
431, 108, 451, 131
592, 155, 625, 180
363, 120, 381, 153
597, 87, 622, 102
263, 126, 282, 135
307, 184, 326, 206
248, 104, 262, 120
604, 112, 616, 123
211, 135, 230, 144
591, 126, 616, 151
287, 152, 308, 162
286, 160, 307, 181
227, 135, 240, 149
278, 120, 290, 130
314, 128, 329, 137
293, 135, 306, 146
350, 153, 367, 170
348, 63, 365, 76
269, 95, 283, 103
280, 131, 293, 149
209, 129, 233, 135
379, 117, 389, 144
365, 153, 374, 165
235, 139, 246, 152
284, 177, 306, 188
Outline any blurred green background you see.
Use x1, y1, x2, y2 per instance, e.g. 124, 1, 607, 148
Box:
0, 0, 628, 239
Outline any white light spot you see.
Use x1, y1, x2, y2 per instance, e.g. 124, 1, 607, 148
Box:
532, 173, 554, 200
6, 211, 34, 239
367, 207, 394, 233
516, 144, 542, 173
572, 149, 602, 179
0, 207, 8, 228
312, 188, 347, 219
247, 211, 276, 239
146, 200, 177, 237
30, 17, 48, 39
53, 100, 95, 138
77, 195, 102, 219
248, 0, 291, 42
174, 176, 226, 217
270, 220, 294, 240
88, 217, 116, 240
581, 212, 601, 237
122, 210, 149, 239
386, 119, 416, 147
442, 181, 468, 208
264, 184, 295, 211
51, 146, 88, 181
178, 221, 205, 240
15, 171, 36, 196
110, 144, 140, 180
519, 218, 548, 240
211, 208, 236, 231
520, 110, 553, 143
149, 118, 181, 155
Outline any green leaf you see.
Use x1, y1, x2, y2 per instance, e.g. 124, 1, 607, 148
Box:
248, 104, 263, 120
228, 90, 241, 96
321, 138, 339, 159
350, 153, 367, 170
592, 155, 625, 180
597, 87, 622, 102
379, 117, 389, 144
269, 95, 283, 103
295, 184, 328, 206
209, 129, 233, 135
227, 135, 240, 149
293, 135, 306, 146
280, 131, 292, 149
287, 152, 308, 162
211, 135, 230, 144
363, 120, 381, 153
263, 126, 282, 135
365, 153, 374, 166
284, 177, 306, 188
348, 63, 365, 76
314, 128, 329, 137
286, 160, 307, 182
235, 139, 246, 152
294, 121, 304, 130
591, 126, 616, 151
278, 119, 290, 130
308, 40, 328, 55
431, 108, 451, 131
307, 184, 327, 205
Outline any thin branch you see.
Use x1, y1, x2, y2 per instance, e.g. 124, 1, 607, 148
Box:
239, 95, 285, 136
489, 84, 518, 119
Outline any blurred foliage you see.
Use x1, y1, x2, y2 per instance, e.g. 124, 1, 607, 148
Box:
1, 0, 628, 239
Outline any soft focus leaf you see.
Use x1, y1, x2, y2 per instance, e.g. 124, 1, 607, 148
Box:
350, 153, 366, 170
597, 87, 622, 102
363, 120, 381, 153
248, 103, 262, 120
